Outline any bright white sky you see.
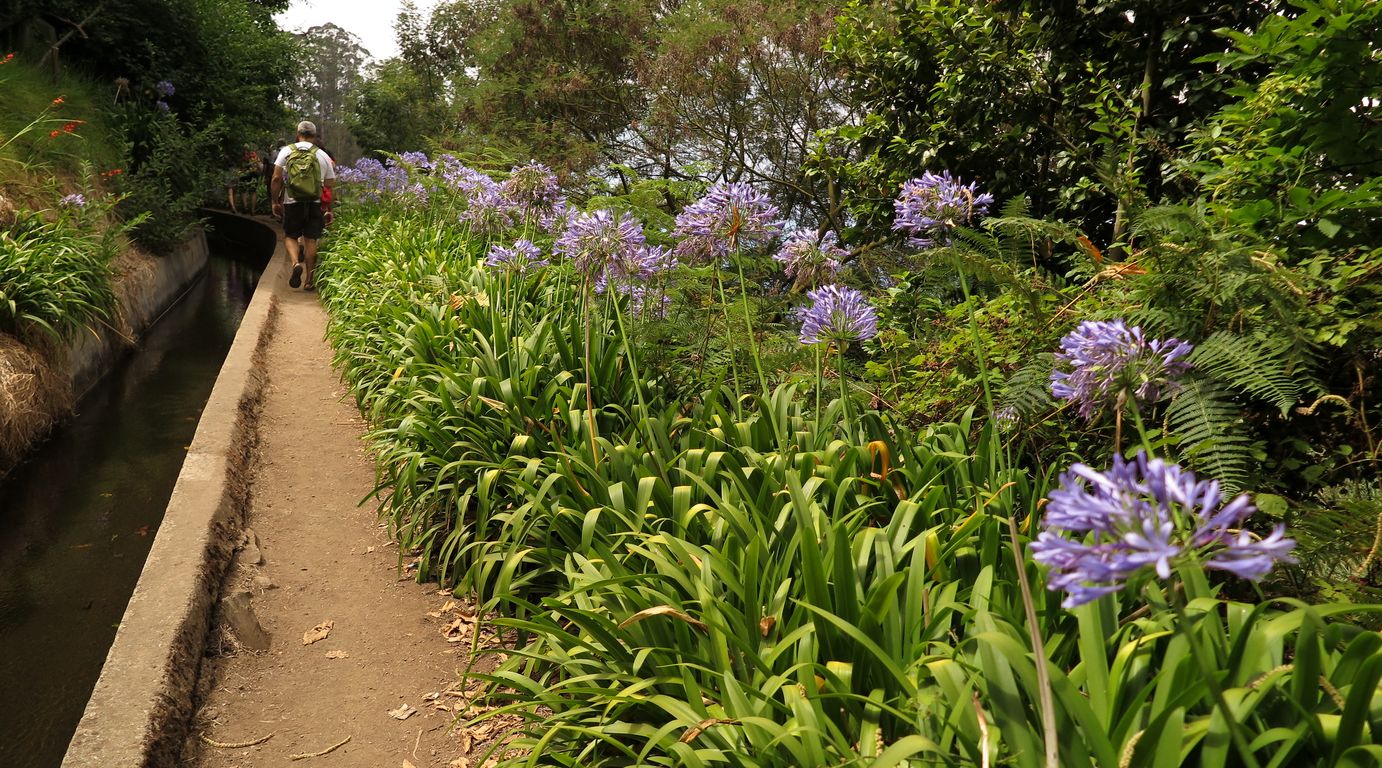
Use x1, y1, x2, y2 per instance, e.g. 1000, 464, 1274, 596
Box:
275, 0, 442, 62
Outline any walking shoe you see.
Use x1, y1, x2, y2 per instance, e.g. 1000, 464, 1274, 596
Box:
289, 262, 303, 288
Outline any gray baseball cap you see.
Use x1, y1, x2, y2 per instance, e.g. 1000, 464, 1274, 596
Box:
296, 120, 318, 136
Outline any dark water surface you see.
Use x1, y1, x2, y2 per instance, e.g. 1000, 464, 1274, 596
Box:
0, 253, 261, 766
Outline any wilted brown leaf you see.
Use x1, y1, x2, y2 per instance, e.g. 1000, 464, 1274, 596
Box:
617, 605, 708, 633
680, 718, 740, 743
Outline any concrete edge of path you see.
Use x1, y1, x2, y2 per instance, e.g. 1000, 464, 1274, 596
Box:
61, 223, 286, 768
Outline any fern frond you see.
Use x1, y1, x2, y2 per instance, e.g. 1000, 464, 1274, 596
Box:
1189, 331, 1307, 416
1000, 354, 1056, 417
1131, 204, 1206, 240
999, 196, 1031, 219
1121, 307, 1188, 337
1164, 379, 1254, 493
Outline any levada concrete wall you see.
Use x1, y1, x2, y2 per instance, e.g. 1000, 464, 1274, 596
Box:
62, 215, 283, 768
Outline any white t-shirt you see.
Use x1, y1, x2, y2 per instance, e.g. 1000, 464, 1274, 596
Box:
274, 141, 336, 203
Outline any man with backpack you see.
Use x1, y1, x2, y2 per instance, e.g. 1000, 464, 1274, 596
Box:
270, 121, 336, 290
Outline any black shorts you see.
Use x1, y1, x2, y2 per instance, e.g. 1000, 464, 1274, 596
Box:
283, 201, 324, 239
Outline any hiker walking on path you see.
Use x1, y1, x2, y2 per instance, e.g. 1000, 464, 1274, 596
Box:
271, 121, 335, 291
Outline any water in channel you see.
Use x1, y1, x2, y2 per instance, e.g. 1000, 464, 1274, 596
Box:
0, 251, 263, 767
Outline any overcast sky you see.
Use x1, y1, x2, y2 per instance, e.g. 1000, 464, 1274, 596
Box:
275, 0, 441, 62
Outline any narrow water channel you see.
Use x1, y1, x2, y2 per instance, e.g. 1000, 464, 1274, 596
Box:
0, 251, 263, 767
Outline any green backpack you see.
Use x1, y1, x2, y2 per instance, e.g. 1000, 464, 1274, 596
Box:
284, 144, 323, 201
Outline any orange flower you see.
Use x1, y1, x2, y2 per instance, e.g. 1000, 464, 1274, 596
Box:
0, 53, 15, 65
49, 130, 60, 138
63, 122, 78, 133
52, 96, 65, 106
101, 168, 124, 179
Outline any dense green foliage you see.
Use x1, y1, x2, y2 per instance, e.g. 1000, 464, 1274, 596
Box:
824, 1, 1382, 579
0, 58, 135, 341
317, 151, 1382, 765
3, 0, 293, 249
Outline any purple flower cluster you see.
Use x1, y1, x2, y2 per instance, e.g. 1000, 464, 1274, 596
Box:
485, 239, 548, 272
1031, 452, 1296, 608
774, 230, 847, 288
1050, 320, 1193, 419
596, 245, 674, 291
797, 285, 878, 346
500, 162, 561, 218
155, 100, 170, 113
672, 181, 782, 260
434, 154, 492, 196
892, 171, 994, 248
396, 151, 432, 171
555, 209, 648, 280
337, 157, 411, 203
59, 193, 87, 208
154, 80, 175, 97
458, 182, 516, 234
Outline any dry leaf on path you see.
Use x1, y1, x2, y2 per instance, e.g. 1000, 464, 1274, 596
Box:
302, 620, 334, 645
403, 761, 417, 768
440, 616, 474, 643
449, 758, 471, 768
325, 650, 349, 659
387, 703, 417, 720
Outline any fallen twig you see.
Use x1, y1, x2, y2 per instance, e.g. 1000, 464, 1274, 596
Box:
289, 735, 351, 760
199, 732, 274, 749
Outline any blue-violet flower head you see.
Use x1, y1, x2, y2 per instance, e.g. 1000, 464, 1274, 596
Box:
673, 181, 782, 255
555, 209, 648, 280
892, 171, 993, 248
1050, 319, 1193, 419
486, 239, 548, 271
1031, 451, 1296, 608
774, 230, 847, 288
798, 284, 878, 346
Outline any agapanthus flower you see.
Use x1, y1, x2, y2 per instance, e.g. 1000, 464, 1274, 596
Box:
774, 230, 847, 288
337, 157, 412, 203
396, 151, 431, 171
485, 239, 549, 271
500, 162, 560, 218
458, 183, 516, 234
555, 209, 647, 280
59, 193, 86, 208
538, 199, 575, 234
892, 171, 994, 248
1031, 452, 1296, 608
435, 157, 497, 200
1050, 319, 1193, 419
797, 284, 878, 346
596, 244, 673, 288
673, 181, 783, 258
155, 100, 170, 113
594, 245, 675, 317
154, 80, 175, 97
407, 182, 429, 206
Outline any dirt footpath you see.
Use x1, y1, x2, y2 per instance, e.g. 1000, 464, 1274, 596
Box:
184, 273, 479, 768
